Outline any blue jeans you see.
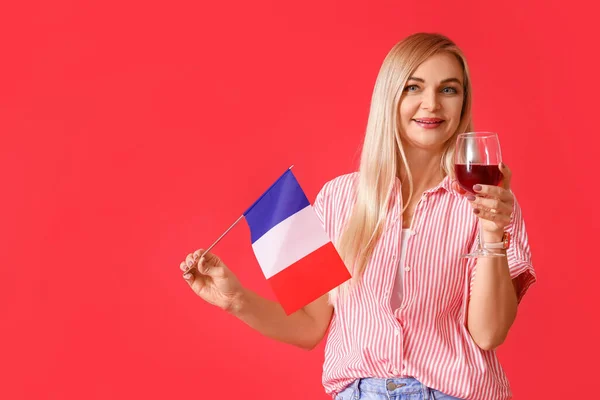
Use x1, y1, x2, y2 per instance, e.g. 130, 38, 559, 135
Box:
335, 377, 462, 400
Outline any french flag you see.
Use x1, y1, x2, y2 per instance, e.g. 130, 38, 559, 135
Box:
243, 169, 350, 315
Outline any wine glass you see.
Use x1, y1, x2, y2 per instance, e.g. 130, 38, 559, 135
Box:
454, 132, 505, 258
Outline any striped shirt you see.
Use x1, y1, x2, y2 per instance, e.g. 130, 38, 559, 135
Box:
313, 172, 536, 399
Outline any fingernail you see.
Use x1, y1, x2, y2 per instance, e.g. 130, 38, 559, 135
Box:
474, 208, 480, 214
467, 195, 476, 201
183, 273, 192, 279
193, 254, 199, 260
187, 260, 193, 266
499, 162, 504, 169
473, 185, 482, 192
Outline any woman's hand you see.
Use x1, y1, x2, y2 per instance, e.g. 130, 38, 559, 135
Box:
179, 249, 244, 313
466, 162, 514, 241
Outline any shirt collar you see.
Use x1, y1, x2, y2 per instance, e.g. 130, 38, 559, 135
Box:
387, 175, 461, 225
394, 175, 460, 198
430, 175, 461, 198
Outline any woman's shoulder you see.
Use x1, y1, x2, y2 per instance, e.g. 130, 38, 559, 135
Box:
314, 172, 358, 231
317, 171, 359, 200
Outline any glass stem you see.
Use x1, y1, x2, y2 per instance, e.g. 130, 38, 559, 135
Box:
479, 220, 485, 252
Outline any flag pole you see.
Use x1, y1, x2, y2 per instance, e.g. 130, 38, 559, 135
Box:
183, 165, 294, 275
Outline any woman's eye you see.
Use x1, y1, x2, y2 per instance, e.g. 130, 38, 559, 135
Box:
442, 87, 458, 94
405, 85, 419, 92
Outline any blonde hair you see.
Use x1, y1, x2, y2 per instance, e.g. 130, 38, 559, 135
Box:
332, 33, 473, 301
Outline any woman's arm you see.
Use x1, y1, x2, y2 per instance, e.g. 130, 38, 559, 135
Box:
462, 163, 523, 350
467, 244, 518, 350
232, 290, 333, 351
181, 249, 333, 351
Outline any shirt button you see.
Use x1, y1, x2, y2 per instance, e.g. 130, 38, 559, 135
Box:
393, 369, 400, 375
404, 265, 411, 272
411, 231, 417, 236
394, 329, 400, 336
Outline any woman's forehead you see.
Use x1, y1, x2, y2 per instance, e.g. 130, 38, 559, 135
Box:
410, 53, 464, 83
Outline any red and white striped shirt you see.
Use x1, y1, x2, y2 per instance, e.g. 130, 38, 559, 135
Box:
313, 172, 536, 400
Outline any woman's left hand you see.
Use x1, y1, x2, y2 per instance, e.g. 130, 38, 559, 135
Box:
453, 162, 514, 242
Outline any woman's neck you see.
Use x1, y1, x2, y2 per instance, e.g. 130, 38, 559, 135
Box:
399, 147, 446, 196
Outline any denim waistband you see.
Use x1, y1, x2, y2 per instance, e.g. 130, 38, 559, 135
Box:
345, 377, 437, 399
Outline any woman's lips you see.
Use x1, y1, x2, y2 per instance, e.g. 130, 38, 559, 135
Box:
413, 118, 444, 129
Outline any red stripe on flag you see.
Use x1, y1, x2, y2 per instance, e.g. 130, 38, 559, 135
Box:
267, 242, 350, 315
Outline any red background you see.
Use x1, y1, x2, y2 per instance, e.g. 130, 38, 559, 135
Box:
1, 0, 597, 399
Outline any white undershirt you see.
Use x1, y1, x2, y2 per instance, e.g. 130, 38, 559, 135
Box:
390, 229, 412, 311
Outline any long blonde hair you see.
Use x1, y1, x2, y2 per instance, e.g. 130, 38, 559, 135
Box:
333, 33, 474, 301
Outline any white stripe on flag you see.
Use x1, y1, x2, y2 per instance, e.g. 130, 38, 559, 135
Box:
251, 205, 331, 279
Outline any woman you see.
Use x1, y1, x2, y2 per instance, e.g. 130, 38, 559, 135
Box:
179, 33, 536, 399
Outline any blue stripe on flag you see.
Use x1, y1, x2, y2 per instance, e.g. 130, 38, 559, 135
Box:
243, 169, 310, 244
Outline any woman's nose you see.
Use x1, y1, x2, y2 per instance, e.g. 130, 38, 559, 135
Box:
420, 89, 440, 111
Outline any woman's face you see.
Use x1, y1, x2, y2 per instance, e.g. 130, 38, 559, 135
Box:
398, 52, 465, 152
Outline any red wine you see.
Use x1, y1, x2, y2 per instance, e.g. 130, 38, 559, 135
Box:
454, 164, 501, 194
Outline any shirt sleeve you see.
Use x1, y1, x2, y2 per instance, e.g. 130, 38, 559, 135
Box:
505, 195, 536, 303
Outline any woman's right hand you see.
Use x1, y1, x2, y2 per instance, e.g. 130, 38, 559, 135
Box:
180, 249, 244, 313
